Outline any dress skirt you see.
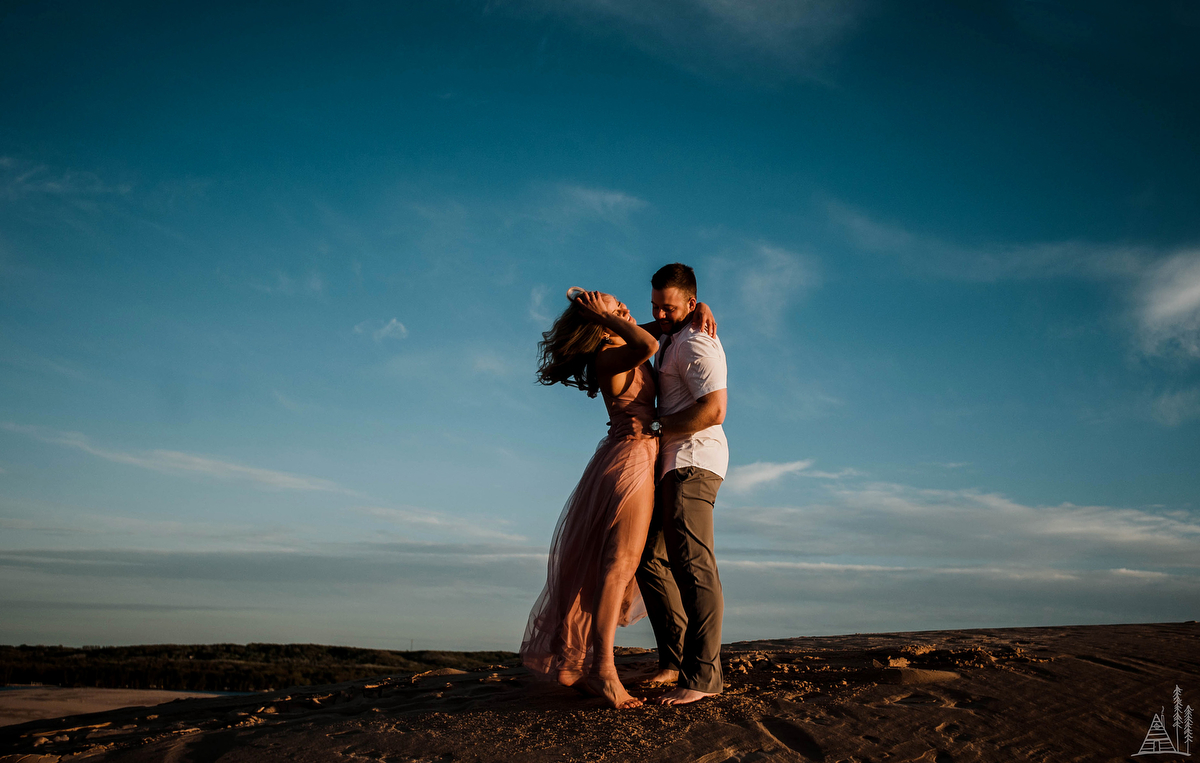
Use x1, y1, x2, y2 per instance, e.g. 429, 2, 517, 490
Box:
520, 433, 658, 675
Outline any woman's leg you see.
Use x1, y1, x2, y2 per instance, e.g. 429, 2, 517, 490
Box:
586, 484, 655, 709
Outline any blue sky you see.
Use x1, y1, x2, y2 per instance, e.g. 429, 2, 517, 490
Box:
1, 0, 1198, 650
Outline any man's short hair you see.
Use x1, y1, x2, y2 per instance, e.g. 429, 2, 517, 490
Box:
651, 263, 697, 299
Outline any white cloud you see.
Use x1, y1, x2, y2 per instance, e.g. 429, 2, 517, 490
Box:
1, 423, 355, 495
725, 459, 814, 492
374, 318, 408, 341
355, 318, 409, 342
738, 243, 820, 333
1137, 250, 1200, 357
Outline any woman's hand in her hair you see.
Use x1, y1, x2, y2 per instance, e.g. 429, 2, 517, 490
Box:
575, 291, 616, 324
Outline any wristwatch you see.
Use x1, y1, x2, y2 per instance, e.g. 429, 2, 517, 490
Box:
649, 419, 662, 437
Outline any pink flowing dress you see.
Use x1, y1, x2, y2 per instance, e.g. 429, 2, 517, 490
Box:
521, 362, 658, 675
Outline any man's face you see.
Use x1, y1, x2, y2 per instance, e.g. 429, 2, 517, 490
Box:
651, 286, 696, 334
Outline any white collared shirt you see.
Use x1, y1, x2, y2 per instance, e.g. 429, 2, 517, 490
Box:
655, 324, 729, 480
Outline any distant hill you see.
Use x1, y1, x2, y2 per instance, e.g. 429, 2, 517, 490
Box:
0, 643, 520, 693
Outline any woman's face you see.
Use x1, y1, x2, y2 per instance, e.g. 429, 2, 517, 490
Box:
600, 293, 636, 324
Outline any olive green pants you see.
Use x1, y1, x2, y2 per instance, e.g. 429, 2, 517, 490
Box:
635, 466, 724, 694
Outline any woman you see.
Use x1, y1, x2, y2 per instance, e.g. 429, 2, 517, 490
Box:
521, 289, 713, 709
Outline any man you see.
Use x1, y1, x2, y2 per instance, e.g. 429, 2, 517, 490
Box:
636, 262, 729, 706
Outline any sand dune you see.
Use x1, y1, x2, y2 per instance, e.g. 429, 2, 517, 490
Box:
1, 622, 1197, 762
0, 688, 231, 729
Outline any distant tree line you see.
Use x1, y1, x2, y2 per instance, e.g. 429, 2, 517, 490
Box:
0, 644, 519, 693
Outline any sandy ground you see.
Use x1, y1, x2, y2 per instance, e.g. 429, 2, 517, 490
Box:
1, 622, 1197, 762
0, 689, 230, 729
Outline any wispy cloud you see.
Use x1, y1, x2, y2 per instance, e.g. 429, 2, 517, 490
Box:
0, 423, 356, 495
0, 157, 132, 200
471, 350, 511, 376
248, 270, 326, 296
826, 200, 1145, 282
726, 459, 814, 491
0, 541, 547, 648
0, 351, 91, 382
355, 317, 409, 342
558, 184, 647, 223
271, 389, 322, 414
0, 512, 302, 553
735, 368, 843, 421
1137, 250, 1200, 357
738, 243, 820, 333
827, 200, 1200, 365
0, 542, 545, 585
273, 389, 302, 412
1152, 387, 1200, 426
722, 480, 1200, 569
528, 285, 551, 324
502, 0, 863, 81
357, 506, 527, 543
804, 467, 862, 479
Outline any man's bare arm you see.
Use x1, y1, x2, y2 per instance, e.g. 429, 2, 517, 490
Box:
661, 389, 726, 436
640, 302, 718, 339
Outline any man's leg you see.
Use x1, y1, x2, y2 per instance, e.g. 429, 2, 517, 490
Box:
661, 467, 724, 697
635, 478, 687, 677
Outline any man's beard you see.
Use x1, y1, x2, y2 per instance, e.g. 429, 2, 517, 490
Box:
661, 312, 691, 334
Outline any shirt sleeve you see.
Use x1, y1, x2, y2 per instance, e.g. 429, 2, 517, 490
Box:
679, 331, 727, 400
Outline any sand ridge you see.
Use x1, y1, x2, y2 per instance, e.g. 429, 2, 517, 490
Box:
0, 688, 235, 730
1, 622, 1197, 762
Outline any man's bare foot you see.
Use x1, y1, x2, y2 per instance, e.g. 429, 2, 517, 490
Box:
585, 672, 643, 709
652, 687, 717, 706
640, 668, 679, 686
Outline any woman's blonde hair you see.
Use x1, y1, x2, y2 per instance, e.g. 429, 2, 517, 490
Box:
536, 301, 607, 397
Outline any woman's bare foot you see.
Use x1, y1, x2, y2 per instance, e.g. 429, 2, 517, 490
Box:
652, 687, 717, 706
586, 670, 643, 709
640, 668, 679, 686
558, 669, 594, 695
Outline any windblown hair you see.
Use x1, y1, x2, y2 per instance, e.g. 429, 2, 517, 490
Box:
536, 302, 607, 398
650, 262, 697, 298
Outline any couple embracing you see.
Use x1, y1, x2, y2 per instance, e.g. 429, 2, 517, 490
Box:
521, 263, 729, 710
